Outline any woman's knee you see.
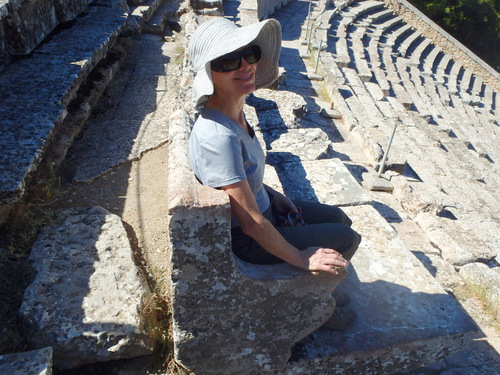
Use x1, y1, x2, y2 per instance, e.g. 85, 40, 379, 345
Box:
343, 227, 361, 261
332, 224, 361, 260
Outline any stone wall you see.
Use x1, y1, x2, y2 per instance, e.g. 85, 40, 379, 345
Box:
383, 0, 500, 91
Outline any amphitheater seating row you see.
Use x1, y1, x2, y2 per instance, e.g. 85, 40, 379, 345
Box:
327, 0, 498, 139
323, 0, 499, 261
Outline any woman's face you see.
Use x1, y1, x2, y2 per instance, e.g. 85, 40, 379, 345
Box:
211, 46, 258, 100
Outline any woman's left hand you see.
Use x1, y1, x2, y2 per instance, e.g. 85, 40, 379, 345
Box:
272, 191, 297, 214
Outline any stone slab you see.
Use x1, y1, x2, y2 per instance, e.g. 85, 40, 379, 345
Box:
270, 158, 371, 206
276, 204, 478, 374
268, 128, 334, 161
0, 347, 52, 375
19, 206, 154, 369
460, 262, 500, 320
0, 4, 128, 207
362, 171, 394, 192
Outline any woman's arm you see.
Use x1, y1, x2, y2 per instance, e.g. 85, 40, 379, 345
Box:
222, 180, 348, 275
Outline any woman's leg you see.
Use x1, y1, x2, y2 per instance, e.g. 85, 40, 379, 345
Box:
278, 200, 361, 260
232, 200, 361, 264
277, 221, 360, 261
293, 200, 352, 226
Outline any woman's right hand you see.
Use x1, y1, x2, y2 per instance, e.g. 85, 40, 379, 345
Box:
299, 247, 348, 275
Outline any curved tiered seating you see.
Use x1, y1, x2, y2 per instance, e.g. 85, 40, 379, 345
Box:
324, 0, 499, 237
329, 0, 499, 120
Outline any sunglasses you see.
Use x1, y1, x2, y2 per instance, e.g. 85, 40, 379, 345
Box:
210, 45, 261, 73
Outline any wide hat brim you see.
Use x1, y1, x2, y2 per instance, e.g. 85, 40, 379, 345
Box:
189, 17, 282, 108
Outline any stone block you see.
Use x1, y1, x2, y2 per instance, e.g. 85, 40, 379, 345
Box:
167, 110, 346, 374
2, 0, 59, 55
268, 128, 334, 161
362, 172, 394, 192
460, 262, 500, 320
269, 158, 371, 206
53, 0, 89, 23
190, 0, 222, 11
247, 88, 307, 129
20, 206, 154, 370
415, 212, 476, 267
275, 205, 478, 374
0, 347, 52, 375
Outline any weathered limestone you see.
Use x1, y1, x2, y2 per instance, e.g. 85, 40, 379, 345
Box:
0, 3, 127, 211
256, 0, 291, 21
0, 0, 129, 69
19, 206, 153, 370
269, 158, 371, 206
0, 0, 164, 219
0, 347, 52, 375
318, 0, 499, 273
268, 128, 335, 161
189, 0, 221, 12
460, 263, 500, 321
273, 204, 478, 374
167, 110, 345, 374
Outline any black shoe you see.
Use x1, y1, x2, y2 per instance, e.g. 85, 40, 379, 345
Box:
323, 307, 357, 331
332, 289, 350, 307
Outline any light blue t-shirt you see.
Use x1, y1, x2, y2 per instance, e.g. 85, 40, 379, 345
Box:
188, 107, 270, 227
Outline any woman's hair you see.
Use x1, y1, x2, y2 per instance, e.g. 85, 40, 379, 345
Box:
188, 17, 282, 108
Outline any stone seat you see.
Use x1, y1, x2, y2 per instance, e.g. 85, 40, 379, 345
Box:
407, 37, 432, 67
385, 23, 413, 48
423, 45, 442, 73
166, 110, 344, 374
340, 0, 385, 28
397, 30, 422, 58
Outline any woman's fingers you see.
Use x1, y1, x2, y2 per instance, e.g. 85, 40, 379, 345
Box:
302, 247, 348, 273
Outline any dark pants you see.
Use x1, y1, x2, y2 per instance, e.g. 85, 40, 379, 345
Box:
232, 199, 361, 265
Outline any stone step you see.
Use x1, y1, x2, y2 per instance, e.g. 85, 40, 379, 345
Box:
385, 23, 413, 48
351, 30, 373, 81
408, 37, 432, 68
342, 0, 385, 27
0, 0, 163, 217
267, 158, 371, 206
397, 29, 422, 57
0, 347, 52, 375
372, 12, 403, 33
423, 46, 442, 74
367, 7, 395, 24
0, 3, 129, 211
274, 203, 478, 374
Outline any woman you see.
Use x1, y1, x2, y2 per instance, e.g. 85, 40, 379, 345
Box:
188, 17, 361, 328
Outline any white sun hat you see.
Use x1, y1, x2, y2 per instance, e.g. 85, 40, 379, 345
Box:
188, 17, 282, 108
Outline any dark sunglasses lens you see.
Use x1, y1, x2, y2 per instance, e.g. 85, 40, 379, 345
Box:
243, 45, 261, 64
211, 53, 241, 72
211, 45, 262, 73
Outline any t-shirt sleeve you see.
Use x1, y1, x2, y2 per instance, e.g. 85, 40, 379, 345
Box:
194, 133, 246, 188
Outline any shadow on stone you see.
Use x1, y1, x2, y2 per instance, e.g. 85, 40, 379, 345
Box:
371, 200, 403, 223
